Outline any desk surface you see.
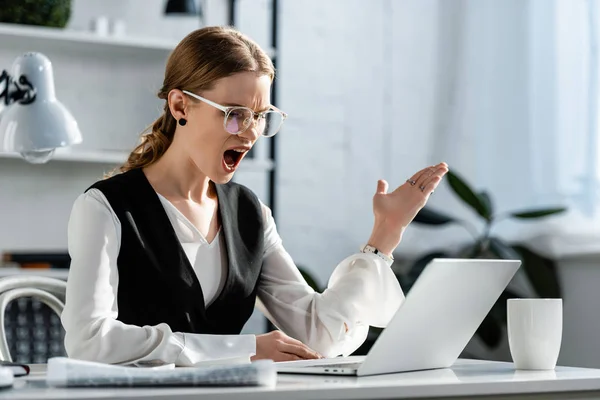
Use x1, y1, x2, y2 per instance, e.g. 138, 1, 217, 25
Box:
3, 359, 600, 400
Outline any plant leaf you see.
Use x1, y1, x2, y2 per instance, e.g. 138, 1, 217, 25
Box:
297, 266, 322, 293
479, 191, 494, 217
488, 288, 523, 323
488, 237, 521, 260
457, 242, 482, 258
511, 207, 567, 219
475, 313, 503, 348
512, 245, 561, 298
476, 285, 523, 348
413, 207, 455, 225
401, 251, 448, 293
447, 170, 492, 221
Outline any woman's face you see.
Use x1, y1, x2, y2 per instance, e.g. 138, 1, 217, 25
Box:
173, 71, 272, 184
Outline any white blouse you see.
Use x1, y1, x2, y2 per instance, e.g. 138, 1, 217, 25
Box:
61, 188, 405, 367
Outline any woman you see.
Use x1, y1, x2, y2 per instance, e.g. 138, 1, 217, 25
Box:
61, 26, 448, 366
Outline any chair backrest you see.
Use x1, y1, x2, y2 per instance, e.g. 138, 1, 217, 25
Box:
0, 276, 66, 362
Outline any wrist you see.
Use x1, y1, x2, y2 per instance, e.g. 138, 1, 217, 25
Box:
368, 219, 404, 256
361, 243, 394, 263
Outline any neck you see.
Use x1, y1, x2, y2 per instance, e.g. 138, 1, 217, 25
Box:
143, 145, 215, 204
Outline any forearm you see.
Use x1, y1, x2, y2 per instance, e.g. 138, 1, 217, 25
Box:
62, 316, 184, 365
367, 219, 406, 256
63, 315, 256, 366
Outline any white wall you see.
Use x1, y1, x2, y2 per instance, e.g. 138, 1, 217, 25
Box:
276, 0, 444, 284
0, 159, 110, 251
274, 0, 597, 290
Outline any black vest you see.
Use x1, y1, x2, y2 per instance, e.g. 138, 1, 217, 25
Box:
87, 168, 264, 334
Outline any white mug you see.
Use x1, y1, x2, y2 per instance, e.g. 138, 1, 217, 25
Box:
507, 299, 562, 370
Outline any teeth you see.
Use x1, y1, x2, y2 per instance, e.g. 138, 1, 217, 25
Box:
232, 149, 246, 153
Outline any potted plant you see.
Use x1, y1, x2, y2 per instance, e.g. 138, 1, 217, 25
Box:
0, 0, 72, 28
399, 170, 566, 349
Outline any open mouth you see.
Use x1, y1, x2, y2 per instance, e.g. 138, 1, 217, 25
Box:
222, 148, 247, 172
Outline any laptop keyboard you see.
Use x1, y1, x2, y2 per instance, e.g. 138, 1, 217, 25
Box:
311, 362, 362, 370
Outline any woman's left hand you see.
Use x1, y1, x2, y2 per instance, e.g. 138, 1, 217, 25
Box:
367, 162, 449, 256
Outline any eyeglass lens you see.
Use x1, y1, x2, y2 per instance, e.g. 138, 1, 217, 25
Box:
225, 108, 283, 137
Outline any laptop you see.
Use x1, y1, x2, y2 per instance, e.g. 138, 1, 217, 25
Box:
276, 258, 520, 377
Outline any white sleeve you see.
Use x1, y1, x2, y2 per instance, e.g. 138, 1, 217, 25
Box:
256, 202, 405, 358
61, 189, 256, 366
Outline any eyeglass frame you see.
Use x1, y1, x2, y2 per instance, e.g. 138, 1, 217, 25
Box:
182, 90, 287, 137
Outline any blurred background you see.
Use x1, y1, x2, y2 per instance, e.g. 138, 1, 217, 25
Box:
0, 0, 599, 368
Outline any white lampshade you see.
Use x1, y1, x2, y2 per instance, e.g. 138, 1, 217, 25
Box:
0, 52, 82, 163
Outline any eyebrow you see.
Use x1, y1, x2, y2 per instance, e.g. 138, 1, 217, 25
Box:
222, 102, 272, 112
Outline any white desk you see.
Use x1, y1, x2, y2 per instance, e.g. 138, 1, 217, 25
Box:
3, 359, 600, 400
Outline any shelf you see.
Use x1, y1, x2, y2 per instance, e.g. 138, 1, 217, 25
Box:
0, 22, 177, 54
0, 148, 275, 170
0, 23, 276, 58
0, 148, 127, 164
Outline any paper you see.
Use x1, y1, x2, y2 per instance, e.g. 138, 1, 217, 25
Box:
46, 357, 276, 387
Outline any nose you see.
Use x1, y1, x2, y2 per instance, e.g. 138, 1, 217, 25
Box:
240, 118, 260, 142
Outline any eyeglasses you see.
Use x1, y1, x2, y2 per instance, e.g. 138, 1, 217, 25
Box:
182, 90, 287, 138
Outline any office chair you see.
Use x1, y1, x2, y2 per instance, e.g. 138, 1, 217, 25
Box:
0, 276, 66, 362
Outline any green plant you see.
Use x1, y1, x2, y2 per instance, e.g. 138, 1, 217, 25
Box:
298, 266, 322, 293
0, 0, 72, 28
400, 170, 566, 349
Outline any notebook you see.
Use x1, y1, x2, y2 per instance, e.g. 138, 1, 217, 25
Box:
46, 357, 276, 387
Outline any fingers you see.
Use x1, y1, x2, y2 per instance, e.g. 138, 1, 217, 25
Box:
376, 179, 389, 194
277, 333, 308, 348
407, 166, 434, 187
276, 340, 321, 360
404, 162, 448, 193
275, 353, 304, 362
414, 163, 446, 188
418, 164, 448, 195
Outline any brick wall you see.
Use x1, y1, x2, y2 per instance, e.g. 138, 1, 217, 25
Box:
276, 0, 445, 284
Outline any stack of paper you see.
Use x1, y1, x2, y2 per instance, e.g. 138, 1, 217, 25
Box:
46, 357, 276, 388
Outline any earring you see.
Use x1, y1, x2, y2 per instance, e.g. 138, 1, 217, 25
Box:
178, 118, 187, 126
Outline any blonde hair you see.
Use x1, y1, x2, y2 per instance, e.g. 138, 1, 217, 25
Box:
117, 26, 275, 174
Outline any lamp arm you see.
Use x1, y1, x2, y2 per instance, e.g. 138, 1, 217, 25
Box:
0, 70, 36, 106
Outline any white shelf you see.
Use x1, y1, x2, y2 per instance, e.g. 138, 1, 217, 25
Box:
0, 148, 275, 170
0, 23, 276, 58
0, 148, 127, 164
0, 22, 177, 54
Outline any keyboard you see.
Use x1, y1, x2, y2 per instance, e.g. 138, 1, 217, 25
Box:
311, 362, 362, 370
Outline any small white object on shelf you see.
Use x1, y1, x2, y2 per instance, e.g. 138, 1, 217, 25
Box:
0, 22, 178, 53
89, 16, 110, 37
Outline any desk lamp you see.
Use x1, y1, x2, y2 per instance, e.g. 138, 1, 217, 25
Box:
0, 52, 82, 164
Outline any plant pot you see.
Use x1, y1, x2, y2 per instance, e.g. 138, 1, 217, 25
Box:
0, 0, 72, 28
